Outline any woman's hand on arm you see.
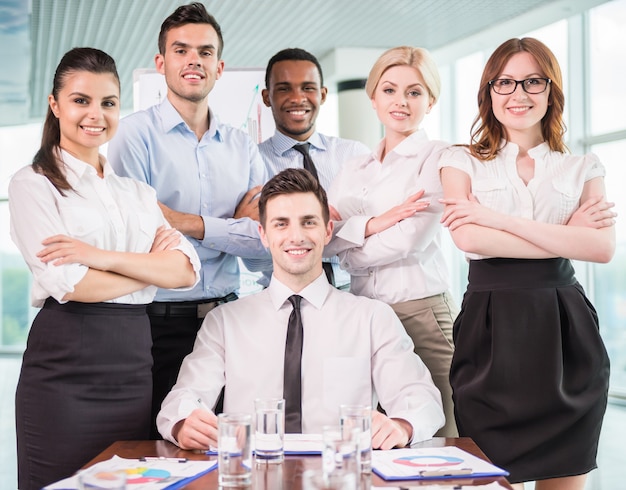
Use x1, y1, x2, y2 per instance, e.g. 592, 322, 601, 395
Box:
38, 231, 197, 290
567, 195, 616, 229
440, 193, 510, 232
439, 167, 554, 258
365, 190, 428, 237
150, 225, 182, 252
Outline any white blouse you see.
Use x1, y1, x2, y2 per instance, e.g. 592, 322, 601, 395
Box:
439, 142, 606, 260
327, 130, 451, 304
9, 150, 200, 307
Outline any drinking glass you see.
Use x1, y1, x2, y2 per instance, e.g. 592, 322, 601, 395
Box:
254, 398, 285, 463
340, 404, 372, 473
218, 413, 252, 487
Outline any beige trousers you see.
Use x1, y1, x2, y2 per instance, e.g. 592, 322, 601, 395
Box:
391, 291, 459, 437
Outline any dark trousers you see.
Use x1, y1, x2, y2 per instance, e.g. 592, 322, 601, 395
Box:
147, 296, 235, 439
148, 311, 204, 439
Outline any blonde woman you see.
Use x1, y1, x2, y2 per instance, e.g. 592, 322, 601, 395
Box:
327, 46, 457, 436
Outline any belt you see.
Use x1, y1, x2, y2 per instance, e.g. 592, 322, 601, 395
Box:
146, 293, 238, 319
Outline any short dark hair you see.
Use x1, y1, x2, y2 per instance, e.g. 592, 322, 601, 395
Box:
259, 168, 329, 226
264, 48, 324, 89
158, 2, 224, 58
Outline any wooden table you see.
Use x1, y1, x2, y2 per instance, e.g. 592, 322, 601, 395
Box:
85, 437, 513, 489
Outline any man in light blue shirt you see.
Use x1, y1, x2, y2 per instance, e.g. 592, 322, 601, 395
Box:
108, 3, 268, 438
258, 48, 370, 288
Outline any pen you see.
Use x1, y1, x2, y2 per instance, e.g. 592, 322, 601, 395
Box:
397, 486, 463, 490
418, 467, 472, 477
197, 397, 211, 411
139, 456, 188, 463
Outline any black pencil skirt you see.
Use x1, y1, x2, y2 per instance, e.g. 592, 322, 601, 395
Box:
16, 299, 152, 490
450, 258, 610, 484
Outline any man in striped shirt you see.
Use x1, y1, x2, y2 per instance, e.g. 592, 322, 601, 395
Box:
257, 48, 370, 288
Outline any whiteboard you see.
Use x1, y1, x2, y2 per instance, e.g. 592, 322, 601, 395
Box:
132, 68, 275, 143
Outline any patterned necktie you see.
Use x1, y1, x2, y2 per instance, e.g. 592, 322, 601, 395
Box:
292, 143, 320, 183
284, 294, 303, 433
291, 144, 335, 285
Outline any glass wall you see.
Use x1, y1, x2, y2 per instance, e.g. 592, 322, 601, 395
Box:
0, 123, 42, 351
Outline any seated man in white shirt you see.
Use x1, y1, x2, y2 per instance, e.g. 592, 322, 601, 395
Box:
157, 168, 444, 450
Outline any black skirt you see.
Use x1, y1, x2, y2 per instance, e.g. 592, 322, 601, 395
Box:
450, 258, 610, 484
16, 299, 152, 490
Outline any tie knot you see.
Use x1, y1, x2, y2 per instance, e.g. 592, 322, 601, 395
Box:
288, 294, 302, 310
292, 143, 311, 156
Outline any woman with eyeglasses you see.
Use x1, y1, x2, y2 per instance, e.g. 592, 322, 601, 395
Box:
439, 38, 616, 490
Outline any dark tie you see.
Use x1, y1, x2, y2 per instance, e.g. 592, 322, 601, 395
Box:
284, 295, 304, 433
291, 144, 335, 285
292, 143, 320, 183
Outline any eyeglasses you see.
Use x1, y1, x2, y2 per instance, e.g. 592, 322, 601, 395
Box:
489, 78, 551, 95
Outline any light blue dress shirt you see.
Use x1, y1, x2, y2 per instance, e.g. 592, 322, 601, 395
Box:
108, 98, 269, 301
258, 131, 370, 190
256, 131, 370, 287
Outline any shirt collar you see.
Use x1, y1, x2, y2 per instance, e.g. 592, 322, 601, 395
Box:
60, 149, 112, 187
270, 130, 326, 157
159, 97, 223, 142
376, 129, 429, 159
500, 140, 550, 159
267, 272, 331, 312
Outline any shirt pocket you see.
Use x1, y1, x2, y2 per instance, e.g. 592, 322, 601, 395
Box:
134, 211, 162, 252
552, 179, 581, 224
471, 178, 508, 210
323, 357, 371, 412
60, 206, 105, 240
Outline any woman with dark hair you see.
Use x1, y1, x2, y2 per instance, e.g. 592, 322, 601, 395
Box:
9, 47, 200, 490
440, 37, 616, 489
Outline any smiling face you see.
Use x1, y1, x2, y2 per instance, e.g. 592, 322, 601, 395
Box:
371, 65, 433, 147
262, 60, 327, 141
48, 70, 120, 162
155, 23, 224, 106
490, 51, 550, 145
259, 192, 333, 291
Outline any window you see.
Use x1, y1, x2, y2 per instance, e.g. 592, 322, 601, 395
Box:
0, 123, 41, 351
589, 1, 626, 135
591, 140, 626, 394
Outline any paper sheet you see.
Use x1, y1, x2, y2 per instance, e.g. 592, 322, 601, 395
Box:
372, 446, 508, 481
44, 455, 217, 490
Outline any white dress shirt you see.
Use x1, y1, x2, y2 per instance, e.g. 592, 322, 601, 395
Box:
439, 142, 606, 260
326, 130, 451, 304
8, 150, 200, 307
157, 273, 444, 443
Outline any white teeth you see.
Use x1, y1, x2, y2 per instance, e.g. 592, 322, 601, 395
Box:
287, 249, 307, 255
391, 112, 408, 117
289, 110, 306, 115
509, 107, 529, 113
184, 74, 201, 80
82, 127, 104, 133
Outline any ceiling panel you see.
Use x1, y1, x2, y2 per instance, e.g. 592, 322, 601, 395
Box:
0, 0, 607, 124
